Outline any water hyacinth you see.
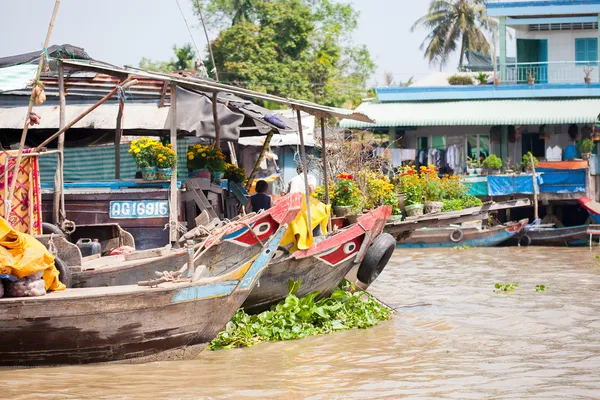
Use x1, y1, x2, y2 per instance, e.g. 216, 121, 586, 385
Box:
209, 280, 392, 350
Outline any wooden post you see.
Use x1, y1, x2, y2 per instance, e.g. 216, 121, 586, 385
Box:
170, 83, 179, 245
33, 78, 137, 152
297, 109, 313, 232
499, 16, 507, 82
6, 0, 61, 218
530, 153, 539, 221
53, 60, 66, 225
245, 130, 274, 191
212, 92, 220, 149
114, 103, 123, 179
321, 117, 332, 232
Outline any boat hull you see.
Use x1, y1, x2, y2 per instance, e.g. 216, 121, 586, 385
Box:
509, 225, 593, 246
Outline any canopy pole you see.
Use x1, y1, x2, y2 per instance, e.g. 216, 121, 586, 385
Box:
296, 109, 312, 232
212, 92, 220, 149
245, 130, 274, 192
114, 101, 123, 179
320, 117, 332, 232
170, 83, 179, 246
6, 0, 61, 218
530, 153, 539, 221
33, 77, 137, 152
53, 60, 66, 225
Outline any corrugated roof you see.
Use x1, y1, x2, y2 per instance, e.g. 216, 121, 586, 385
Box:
339, 99, 600, 129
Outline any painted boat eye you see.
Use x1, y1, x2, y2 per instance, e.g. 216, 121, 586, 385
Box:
253, 222, 271, 235
343, 242, 357, 254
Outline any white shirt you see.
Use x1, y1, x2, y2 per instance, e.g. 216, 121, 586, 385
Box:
288, 174, 317, 194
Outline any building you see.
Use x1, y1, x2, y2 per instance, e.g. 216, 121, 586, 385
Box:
340, 0, 600, 225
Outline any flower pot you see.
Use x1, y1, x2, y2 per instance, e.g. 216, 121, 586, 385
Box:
424, 200, 443, 214
494, 77, 501, 85
475, 168, 483, 175
331, 217, 346, 230
141, 166, 157, 181
487, 168, 501, 175
157, 167, 173, 180
467, 167, 476, 175
405, 203, 424, 217
190, 169, 211, 180
585, 77, 592, 85
389, 215, 403, 223
583, 153, 591, 160
333, 205, 353, 218
346, 214, 361, 225
528, 77, 535, 85
211, 171, 224, 182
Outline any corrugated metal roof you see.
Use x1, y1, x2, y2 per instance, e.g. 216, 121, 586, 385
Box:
339, 99, 600, 129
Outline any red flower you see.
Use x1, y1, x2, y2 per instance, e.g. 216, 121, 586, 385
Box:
344, 187, 349, 191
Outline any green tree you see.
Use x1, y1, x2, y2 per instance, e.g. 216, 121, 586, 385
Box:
193, 0, 375, 107
412, 0, 494, 69
139, 43, 196, 73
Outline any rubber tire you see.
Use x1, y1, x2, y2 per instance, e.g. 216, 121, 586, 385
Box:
54, 257, 72, 288
450, 229, 464, 243
357, 233, 396, 285
42, 222, 64, 236
519, 234, 532, 247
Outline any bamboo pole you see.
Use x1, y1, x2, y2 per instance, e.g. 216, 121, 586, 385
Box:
530, 153, 539, 221
170, 83, 179, 245
320, 117, 332, 232
53, 60, 66, 224
296, 109, 313, 232
6, 0, 61, 218
33, 78, 137, 152
212, 92, 220, 149
245, 130, 274, 192
114, 103, 123, 179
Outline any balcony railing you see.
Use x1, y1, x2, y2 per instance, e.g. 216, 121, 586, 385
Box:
498, 61, 599, 84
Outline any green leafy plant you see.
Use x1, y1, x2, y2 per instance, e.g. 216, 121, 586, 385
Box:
224, 163, 247, 184
461, 195, 483, 209
128, 137, 160, 168
442, 199, 463, 212
453, 245, 471, 250
154, 143, 177, 169
448, 74, 474, 85
578, 138, 594, 154
494, 283, 519, 292
482, 154, 502, 170
535, 284, 547, 292
521, 152, 538, 169
332, 173, 363, 213
467, 156, 481, 169
209, 280, 392, 350
475, 71, 489, 84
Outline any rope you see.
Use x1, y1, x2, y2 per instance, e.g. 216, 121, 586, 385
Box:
48, 234, 57, 256
174, 0, 202, 64
116, 85, 126, 103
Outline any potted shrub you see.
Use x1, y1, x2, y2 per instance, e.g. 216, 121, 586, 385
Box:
399, 167, 424, 217
476, 71, 489, 85
482, 154, 502, 175
448, 74, 474, 86
223, 163, 247, 185
187, 144, 226, 180
332, 173, 362, 217
467, 157, 482, 175
154, 143, 177, 180
585, 66, 593, 84
129, 137, 160, 181
578, 138, 594, 160
527, 69, 535, 85
422, 165, 443, 213
521, 152, 539, 171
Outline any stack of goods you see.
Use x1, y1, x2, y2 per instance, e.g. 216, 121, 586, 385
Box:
3, 272, 46, 298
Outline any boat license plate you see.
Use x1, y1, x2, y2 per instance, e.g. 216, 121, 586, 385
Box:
109, 200, 169, 219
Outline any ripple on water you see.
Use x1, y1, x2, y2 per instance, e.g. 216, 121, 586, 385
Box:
1, 247, 600, 399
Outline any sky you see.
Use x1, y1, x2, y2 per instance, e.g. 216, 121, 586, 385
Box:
0, 0, 493, 87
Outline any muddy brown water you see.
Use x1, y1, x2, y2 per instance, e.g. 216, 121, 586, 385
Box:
2, 247, 600, 399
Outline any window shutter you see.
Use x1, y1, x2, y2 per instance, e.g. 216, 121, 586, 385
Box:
588, 38, 598, 65
576, 38, 587, 64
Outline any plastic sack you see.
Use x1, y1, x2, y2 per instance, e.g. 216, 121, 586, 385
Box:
108, 246, 135, 256
0, 216, 65, 292
281, 197, 331, 253
5, 274, 46, 297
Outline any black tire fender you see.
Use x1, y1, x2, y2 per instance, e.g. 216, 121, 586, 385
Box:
519, 234, 531, 247
42, 222, 64, 236
54, 256, 72, 288
357, 233, 396, 285
450, 229, 464, 243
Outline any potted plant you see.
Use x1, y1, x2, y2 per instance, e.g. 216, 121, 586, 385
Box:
521, 152, 539, 171
527, 69, 535, 85
422, 165, 443, 213
578, 138, 594, 160
584, 66, 593, 84
154, 143, 177, 180
482, 154, 503, 175
467, 157, 482, 175
332, 173, 362, 217
187, 144, 226, 180
399, 167, 424, 217
223, 163, 247, 185
129, 137, 160, 181
476, 71, 489, 85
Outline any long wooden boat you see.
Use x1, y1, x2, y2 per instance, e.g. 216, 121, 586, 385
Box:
580, 196, 600, 224
67, 193, 302, 288
0, 227, 286, 367
395, 219, 528, 249
241, 206, 393, 314
508, 223, 597, 246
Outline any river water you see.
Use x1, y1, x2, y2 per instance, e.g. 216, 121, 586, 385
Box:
2, 247, 600, 399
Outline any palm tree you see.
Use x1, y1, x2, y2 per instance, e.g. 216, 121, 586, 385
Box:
412, 0, 495, 69
231, 0, 254, 25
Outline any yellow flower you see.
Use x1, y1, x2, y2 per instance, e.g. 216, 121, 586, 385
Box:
131, 140, 138, 145
134, 148, 141, 154
167, 144, 172, 148
201, 153, 206, 157
188, 155, 194, 160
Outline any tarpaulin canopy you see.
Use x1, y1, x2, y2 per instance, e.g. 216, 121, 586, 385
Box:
487, 174, 543, 196
537, 168, 586, 194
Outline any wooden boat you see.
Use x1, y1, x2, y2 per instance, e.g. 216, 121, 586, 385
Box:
395, 219, 528, 248
508, 223, 597, 246
58, 193, 302, 288
241, 205, 393, 314
0, 227, 286, 367
580, 196, 600, 224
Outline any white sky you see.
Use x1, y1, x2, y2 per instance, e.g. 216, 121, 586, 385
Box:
0, 0, 513, 86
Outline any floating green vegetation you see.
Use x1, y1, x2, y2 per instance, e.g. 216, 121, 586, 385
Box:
494, 283, 519, 292
453, 245, 471, 250
209, 280, 392, 350
589, 255, 600, 269
535, 284, 547, 292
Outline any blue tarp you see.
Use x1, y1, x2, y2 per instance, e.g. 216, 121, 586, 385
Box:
537, 168, 586, 194
487, 174, 543, 196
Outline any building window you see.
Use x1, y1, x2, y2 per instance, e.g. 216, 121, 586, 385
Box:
575, 38, 598, 65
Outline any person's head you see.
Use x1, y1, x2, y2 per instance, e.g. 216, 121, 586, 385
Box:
255, 180, 268, 194
296, 165, 304, 175
479, 152, 485, 162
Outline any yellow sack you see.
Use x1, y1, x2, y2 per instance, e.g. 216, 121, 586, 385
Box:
0, 216, 65, 291
281, 197, 331, 253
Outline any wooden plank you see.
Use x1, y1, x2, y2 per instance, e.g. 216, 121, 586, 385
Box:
124, 245, 171, 261
169, 82, 179, 245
